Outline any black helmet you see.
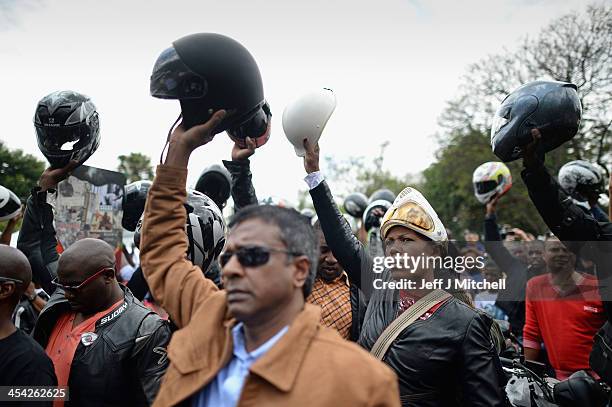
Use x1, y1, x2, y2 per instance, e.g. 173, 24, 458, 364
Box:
558, 160, 604, 199
194, 164, 231, 209
150, 33, 271, 148
0, 185, 21, 221
491, 80, 582, 162
553, 370, 610, 407
363, 200, 392, 232
343, 192, 368, 218
34, 90, 100, 168
369, 189, 396, 204
134, 189, 226, 273
121, 180, 152, 231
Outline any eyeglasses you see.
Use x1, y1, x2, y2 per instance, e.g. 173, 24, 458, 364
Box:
0, 277, 25, 285
219, 245, 301, 268
52, 266, 114, 292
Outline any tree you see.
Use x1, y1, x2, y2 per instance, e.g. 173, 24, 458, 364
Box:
0, 141, 46, 201
420, 130, 551, 237
117, 153, 154, 183
295, 142, 413, 211
438, 3, 612, 172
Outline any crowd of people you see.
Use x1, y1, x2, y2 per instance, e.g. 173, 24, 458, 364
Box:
1, 33, 612, 407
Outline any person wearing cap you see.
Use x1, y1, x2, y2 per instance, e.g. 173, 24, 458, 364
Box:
301, 139, 506, 406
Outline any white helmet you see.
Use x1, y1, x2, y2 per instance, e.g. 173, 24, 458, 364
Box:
282, 88, 336, 157
380, 186, 447, 245
472, 162, 512, 204
558, 160, 604, 198
0, 185, 21, 221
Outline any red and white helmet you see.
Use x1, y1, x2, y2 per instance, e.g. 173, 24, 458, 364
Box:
472, 162, 512, 204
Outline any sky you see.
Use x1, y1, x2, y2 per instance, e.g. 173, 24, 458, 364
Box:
0, 0, 594, 207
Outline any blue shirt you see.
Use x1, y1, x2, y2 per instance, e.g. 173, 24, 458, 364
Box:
192, 323, 289, 407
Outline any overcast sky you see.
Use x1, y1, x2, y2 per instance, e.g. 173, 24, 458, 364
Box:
0, 0, 593, 206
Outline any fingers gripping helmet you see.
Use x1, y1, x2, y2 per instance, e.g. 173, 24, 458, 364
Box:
558, 160, 604, 199
34, 90, 100, 168
490, 81, 581, 162
282, 88, 336, 157
363, 199, 392, 232
369, 189, 396, 205
343, 192, 369, 218
194, 164, 232, 209
0, 185, 21, 221
380, 186, 448, 245
150, 33, 271, 148
472, 162, 513, 204
134, 189, 226, 272
121, 180, 152, 231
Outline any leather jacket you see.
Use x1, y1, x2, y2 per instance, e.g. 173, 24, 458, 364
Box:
33, 285, 171, 406
310, 180, 506, 406
223, 158, 258, 212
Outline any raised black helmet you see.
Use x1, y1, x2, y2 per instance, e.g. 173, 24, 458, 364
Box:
491, 80, 581, 162
150, 33, 271, 148
34, 90, 100, 168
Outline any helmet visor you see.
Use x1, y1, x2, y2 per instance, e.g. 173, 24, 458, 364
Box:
385, 202, 435, 234
475, 180, 498, 194
35, 125, 90, 156
227, 102, 272, 147
150, 46, 208, 100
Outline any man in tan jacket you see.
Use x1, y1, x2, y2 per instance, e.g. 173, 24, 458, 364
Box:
140, 110, 400, 407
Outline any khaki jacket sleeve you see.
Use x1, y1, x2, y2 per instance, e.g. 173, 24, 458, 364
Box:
369, 368, 400, 407
140, 165, 218, 328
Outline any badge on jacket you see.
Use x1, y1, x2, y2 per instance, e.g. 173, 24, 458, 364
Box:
81, 332, 98, 346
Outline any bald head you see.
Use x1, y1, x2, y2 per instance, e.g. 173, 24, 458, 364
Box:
0, 245, 32, 300
59, 238, 115, 281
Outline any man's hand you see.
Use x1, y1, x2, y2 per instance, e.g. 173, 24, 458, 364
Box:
165, 110, 226, 168
231, 136, 256, 161
522, 128, 542, 169
303, 138, 320, 174
39, 160, 80, 192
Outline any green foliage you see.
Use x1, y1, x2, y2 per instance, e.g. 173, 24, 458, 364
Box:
0, 141, 46, 201
117, 153, 154, 183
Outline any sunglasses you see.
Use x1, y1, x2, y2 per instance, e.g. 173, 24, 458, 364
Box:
0, 277, 25, 285
52, 266, 114, 292
219, 245, 301, 268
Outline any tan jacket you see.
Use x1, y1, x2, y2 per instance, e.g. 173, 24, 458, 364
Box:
141, 165, 400, 407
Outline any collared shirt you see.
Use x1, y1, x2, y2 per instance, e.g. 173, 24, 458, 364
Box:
193, 323, 289, 407
304, 171, 325, 190
46, 298, 124, 407
307, 272, 352, 339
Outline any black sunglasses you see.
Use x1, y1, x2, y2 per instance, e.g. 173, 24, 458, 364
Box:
219, 245, 301, 268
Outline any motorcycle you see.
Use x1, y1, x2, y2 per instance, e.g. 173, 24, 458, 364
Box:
501, 356, 611, 406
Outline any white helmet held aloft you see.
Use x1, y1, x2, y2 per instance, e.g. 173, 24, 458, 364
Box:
472, 162, 513, 204
0, 185, 21, 221
380, 186, 447, 244
558, 160, 604, 198
282, 88, 336, 157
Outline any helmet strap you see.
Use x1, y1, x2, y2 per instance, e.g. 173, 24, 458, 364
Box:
159, 113, 183, 164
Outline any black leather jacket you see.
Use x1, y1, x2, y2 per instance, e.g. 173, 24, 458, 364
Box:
19, 188, 171, 406
33, 286, 171, 406
310, 180, 506, 406
223, 158, 258, 212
